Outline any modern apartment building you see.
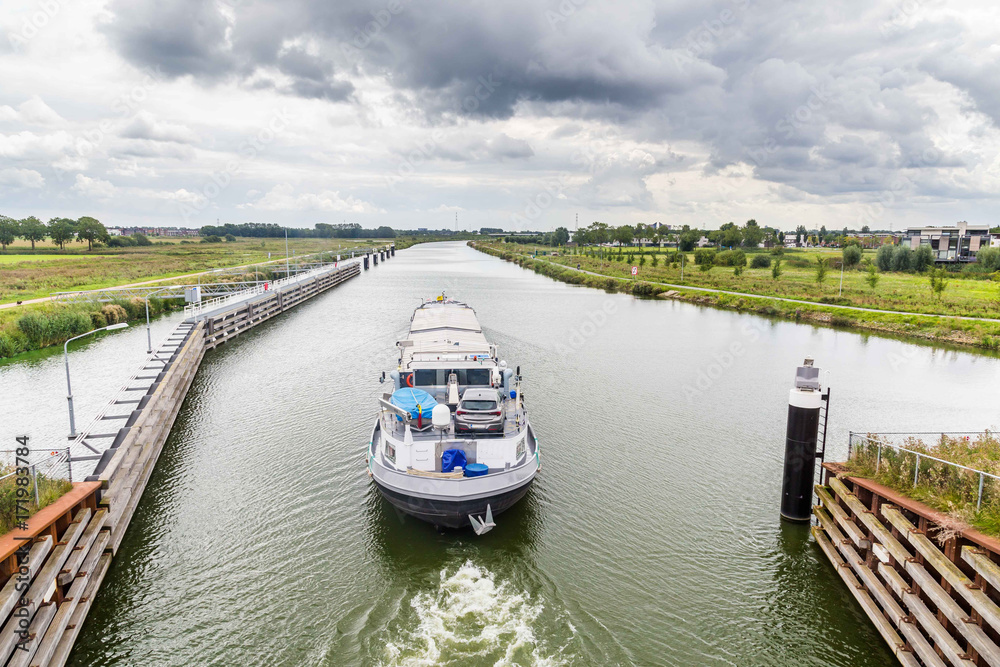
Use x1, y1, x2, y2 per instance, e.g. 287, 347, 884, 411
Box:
904, 221, 992, 262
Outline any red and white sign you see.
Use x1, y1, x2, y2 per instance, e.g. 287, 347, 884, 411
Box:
631, 266, 638, 276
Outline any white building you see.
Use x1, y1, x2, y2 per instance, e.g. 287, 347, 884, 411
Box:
904, 221, 991, 262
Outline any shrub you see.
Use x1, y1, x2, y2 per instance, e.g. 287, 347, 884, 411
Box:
694, 248, 716, 265
101, 303, 128, 324
913, 244, 934, 272
225, 234, 236, 242
771, 258, 783, 279
750, 254, 771, 269
770, 246, 785, 256
715, 248, 747, 267
733, 265, 744, 277
891, 245, 912, 272
201, 235, 223, 243
842, 245, 862, 268
132, 233, 152, 246
107, 236, 137, 248
875, 244, 894, 271
16, 313, 48, 347
0, 331, 27, 358
90, 311, 107, 328
977, 247, 1000, 272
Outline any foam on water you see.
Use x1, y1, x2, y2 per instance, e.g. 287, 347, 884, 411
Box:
382, 561, 566, 667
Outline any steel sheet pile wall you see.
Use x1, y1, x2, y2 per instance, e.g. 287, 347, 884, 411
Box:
0, 259, 362, 665
815, 465, 1000, 667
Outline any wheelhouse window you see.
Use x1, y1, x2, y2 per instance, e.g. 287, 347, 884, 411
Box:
414, 370, 437, 386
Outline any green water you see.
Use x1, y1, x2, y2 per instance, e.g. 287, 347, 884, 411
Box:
6, 241, 999, 665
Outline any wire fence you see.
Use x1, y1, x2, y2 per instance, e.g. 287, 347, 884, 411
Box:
847, 431, 1000, 511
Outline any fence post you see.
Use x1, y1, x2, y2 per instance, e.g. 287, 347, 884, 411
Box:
876, 444, 881, 475
66, 447, 72, 483
31, 465, 39, 507
914, 453, 920, 486
978, 473, 985, 512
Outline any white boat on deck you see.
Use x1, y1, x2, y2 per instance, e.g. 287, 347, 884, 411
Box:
367, 295, 540, 533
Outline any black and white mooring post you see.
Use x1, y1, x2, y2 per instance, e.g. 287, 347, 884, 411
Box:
363, 256, 369, 270
780, 357, 828, 523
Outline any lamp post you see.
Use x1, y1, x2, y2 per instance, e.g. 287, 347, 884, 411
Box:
145, 286, 174, 354
65, 322, 128, 438
839, 255, 845, 297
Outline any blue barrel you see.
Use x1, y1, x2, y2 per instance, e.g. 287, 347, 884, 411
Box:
464, 463, 488, 477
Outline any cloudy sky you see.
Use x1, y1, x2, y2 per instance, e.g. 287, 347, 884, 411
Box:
1, 0, 998, 232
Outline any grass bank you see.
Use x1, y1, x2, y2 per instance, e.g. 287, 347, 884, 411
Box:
471, 242, 1000, 351
0, 237, 385, 304
0, 467, 73, 534
0, 239, 393, 360
845, 433, 1000, 537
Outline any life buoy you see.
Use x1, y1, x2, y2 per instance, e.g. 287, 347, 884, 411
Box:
403, 373, 414, 387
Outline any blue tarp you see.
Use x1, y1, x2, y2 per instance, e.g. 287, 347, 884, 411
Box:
442, 449, 467, 473
390, 388, 437, 419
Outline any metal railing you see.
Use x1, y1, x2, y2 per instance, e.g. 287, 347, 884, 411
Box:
182, 258, 359, 319
0, 449, 71, 505
848, 431, 999, 511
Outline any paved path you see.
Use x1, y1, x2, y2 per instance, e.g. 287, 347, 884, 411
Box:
523, 254, 1000, 324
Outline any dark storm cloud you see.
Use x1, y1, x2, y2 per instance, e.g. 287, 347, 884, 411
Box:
99, 0, 1000, 201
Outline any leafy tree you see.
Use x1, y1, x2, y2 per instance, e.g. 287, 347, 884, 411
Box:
76, 216, 109, 250
614, 225, 634, 253
865, 264, 880, 291
913, 244, 934, 272
18, 216, 47, 250
0, 216, 17, 251
552, 226, 570, 246
929, 268, 948, 300
875, 244, 894, 271
891, 245, 912, 272
842, 245, 862, 268
678, 229, 699, 252
977, 247, 1000, 272
651, 253, 659, 268
741, 219, 764, 248
48, 218, 76, 250
771, 257, 783, 280
815, 256, 828, 283
733, 265, 743, 277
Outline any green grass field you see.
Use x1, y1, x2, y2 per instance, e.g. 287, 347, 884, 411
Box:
0, 254, 102, 264
474, 242, 1000, 351
510, 243, 1000, 319
0, 236, 392, 359
0, 237, 381, 304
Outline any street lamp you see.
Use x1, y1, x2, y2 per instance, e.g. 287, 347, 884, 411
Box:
65, 322, 128, 439
145, 286, 175, 354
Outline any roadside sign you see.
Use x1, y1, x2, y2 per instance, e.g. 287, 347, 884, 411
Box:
631, 266, 638, 276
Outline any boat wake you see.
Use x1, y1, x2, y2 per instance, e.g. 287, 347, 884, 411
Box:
381, 561, 567, 666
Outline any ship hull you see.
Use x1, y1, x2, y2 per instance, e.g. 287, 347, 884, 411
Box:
373, 477, 535, 529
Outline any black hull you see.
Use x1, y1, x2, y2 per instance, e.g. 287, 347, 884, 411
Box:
374, 478, 534, 530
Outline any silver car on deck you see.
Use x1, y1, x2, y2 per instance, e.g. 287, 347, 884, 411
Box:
455, 388, 505, 434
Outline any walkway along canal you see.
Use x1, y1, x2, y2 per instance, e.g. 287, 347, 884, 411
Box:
2, 241, 998, 665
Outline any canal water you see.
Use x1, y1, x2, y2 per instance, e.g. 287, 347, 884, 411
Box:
3, 241, 1000, 666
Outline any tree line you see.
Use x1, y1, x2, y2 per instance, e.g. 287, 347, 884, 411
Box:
0, 215, 125, 251
199, 222, 397, 239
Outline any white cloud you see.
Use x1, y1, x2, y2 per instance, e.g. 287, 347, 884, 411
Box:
0, 168, 44, 189
71, 174, 116, 199
0, 96, 64, 126
245, 183, 385, 213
